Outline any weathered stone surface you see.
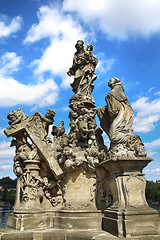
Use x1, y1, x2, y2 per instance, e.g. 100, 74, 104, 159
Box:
54, 210, 102, 230
7, 212, 55, 230
5, 109, 63, 178
101, 157, 160, 237
67, 40, 98, 96
97, 77, 147, 158
102, 208, 160, 238
1, 228, 160, 240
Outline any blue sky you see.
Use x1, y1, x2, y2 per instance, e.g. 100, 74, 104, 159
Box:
0, 0, 160, 180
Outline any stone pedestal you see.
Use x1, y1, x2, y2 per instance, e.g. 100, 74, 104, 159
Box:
55, 168, 102, 230
100, 157, 160, 237
62, 169, 97, 210
8, 168, 102, 231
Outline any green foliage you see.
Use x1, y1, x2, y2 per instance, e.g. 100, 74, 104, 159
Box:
146, 180, 160, 215
0, 177, 17, 189
146, 180, 160, 203
1, 187, 8, 202
6, 190, 16, 206
0, 177, 17, 206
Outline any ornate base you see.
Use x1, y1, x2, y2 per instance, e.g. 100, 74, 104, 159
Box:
102, 207, 160, 237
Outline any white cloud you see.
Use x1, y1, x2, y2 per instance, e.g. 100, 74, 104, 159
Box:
96, 54, 116, 74
0, 165, 12, 170
24, 6, 85, 43
132, 97, 160, 133
0, 15, 22, 38
0, 141, 10, 150
148, 87, 155, 93
0, 140, 14, 177
0, 75, 59, 107
63, 0, 160, 40
0, 141, 15, 158
143, 138, 160, 158
24, 5, 86, 88
145, 138, 160, 150
143, 167, 160, 180
0, 52, 22, 76
144, 138, 160, 157
61, 106, 69, 111
0, 128, 5, 137
0, 52, 59, 107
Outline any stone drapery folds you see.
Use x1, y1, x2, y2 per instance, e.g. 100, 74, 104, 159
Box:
97, 77, 147, 158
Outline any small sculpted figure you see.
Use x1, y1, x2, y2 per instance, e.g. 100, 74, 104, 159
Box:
97, 77, 147, 157
67, 40, 98, 96
52, 120, 65, 138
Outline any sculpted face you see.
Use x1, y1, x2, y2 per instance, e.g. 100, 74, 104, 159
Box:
75, 40, 84, 51
45, 109, 55, 120
87, 44, 93, 51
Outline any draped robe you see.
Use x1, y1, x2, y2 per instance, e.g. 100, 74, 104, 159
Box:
97, 84, 134, 144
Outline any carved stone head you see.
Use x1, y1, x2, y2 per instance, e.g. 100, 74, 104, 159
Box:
108, 77, 120, 88
7, 108, 27, 125
75, 40, 84, 51
86, 44, 93, 51
45, 109, 55, 120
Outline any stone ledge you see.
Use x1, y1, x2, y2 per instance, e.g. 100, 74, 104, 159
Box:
1, 228, 160, 240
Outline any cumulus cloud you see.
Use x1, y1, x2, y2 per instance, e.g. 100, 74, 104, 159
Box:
24, 5, 117, 88
61, 106, 70, 111
0, 140, 14, 177
0, 165, 12, 170
0, 15, 22, 38
0, 52, 22, 76
0, 128, 5, 136
63, 0, 160, 40
24, 5, 86, 87
0, 52, 59, 107
145, 138, 160, 150
143, 167, 160, 180
0, 141, 15, 158
132, 97, 160, 133
96, 54, 116, 74
144, 138, 160, 157
0, 75, 59, 107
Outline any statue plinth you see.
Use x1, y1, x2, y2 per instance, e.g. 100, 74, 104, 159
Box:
53, 168, 101, 230
100, 157, 160, 237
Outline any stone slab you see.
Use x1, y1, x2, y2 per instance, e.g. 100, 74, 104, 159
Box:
54, 210, 102, 230
1, 228, 160, 240
7, 212, 55, 231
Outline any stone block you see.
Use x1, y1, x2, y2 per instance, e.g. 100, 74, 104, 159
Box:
7, 212, 55, 230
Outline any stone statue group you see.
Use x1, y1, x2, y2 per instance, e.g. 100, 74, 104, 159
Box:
3, 40, 159, 238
